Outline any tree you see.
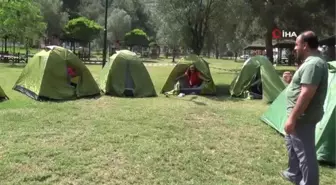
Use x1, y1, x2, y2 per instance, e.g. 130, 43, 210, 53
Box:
35, 0, 69, 38
156, 21, 183, 62
124, 29, 149, 50
246, 0, 335, 63
157, 0, 221, 55
64, 17, 103, 46
107, 8, 132, 46
61, 0, 81, 18
0, 0, 46, 55
78, 0, 104, 21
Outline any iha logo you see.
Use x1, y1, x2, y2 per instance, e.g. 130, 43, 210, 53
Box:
272, 28, 297, 39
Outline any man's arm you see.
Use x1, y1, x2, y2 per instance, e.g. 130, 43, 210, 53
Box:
287, 84, 318, 121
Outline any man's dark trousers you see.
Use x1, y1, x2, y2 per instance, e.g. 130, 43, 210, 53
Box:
283, 122, 319, 185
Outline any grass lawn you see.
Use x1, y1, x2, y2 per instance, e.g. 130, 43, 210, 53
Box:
0, 59, 334, 185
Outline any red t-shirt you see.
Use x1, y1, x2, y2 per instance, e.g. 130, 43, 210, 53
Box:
185, 71, 201, 87
67, 67, 76, 77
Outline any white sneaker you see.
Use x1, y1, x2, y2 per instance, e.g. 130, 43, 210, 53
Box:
178, 93, 185, 97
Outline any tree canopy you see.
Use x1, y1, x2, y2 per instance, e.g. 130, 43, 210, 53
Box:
0, 0, 47, 41
124, 28, 149, 48
64, 17, 103, 43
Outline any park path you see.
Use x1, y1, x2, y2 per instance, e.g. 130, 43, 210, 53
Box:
143, 63, 176, 67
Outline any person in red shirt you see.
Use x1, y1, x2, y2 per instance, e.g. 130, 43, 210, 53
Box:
67, 66, 79, 87
164, 65, 210, 97
176, 65, 209, 88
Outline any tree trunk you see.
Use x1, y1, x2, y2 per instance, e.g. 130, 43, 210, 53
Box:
234, 52, 238, 62
265, 27, 274, 63
88, 42, 91, 62
4, 36, 8, 53
25, 38, 29, 63
172, 48, 176, 63
215, 40, 219, 59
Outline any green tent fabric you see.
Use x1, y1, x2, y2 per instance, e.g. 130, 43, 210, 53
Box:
230, 55, 286, 103
99, 50, 157, 97
0, 85, 9, 102
260, 61, 336, 164
161, 54, 216, 95
13, 46, 100, 101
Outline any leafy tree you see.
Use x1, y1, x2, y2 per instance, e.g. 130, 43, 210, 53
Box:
35, 0, 69, 38
0, 0, 46, 45
61, 0, 81, 18
124, 29, 149, 50
107, 8, 132, 45
78, 0, 104, 21
246, 0, 335, 63
157, 0, 222, 55
64, 17, 103, 45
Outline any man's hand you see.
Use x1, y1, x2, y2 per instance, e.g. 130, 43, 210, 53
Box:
284, 117, 296, 135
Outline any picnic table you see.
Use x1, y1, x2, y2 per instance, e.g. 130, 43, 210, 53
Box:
0, 53, 27, 63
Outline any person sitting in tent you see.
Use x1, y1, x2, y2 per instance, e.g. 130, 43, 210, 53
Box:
176, 65, 209, 88
67, 66, 79, 87
165, 65, 210, 97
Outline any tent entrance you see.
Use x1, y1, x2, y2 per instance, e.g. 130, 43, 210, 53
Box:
248, 69, 263, 99
124, 62, 135, 97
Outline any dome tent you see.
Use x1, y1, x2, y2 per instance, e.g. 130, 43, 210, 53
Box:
161, 55, 216, 95
13, 46, 100, 101
99, 50, 157, 97
230, 55, 286, 103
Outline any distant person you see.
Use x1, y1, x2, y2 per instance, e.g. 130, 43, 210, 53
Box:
282, 71, 293, 84
280, 31, 329, 185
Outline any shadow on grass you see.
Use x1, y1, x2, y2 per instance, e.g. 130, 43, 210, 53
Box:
188, 96, 207, 106
203, 84, 245, 102
319, 161, 336, 169
163, 95, 208, 106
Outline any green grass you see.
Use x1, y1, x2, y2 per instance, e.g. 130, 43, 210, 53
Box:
0, 60, 335, 185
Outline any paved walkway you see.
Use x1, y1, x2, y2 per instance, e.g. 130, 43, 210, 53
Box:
144, 63, 176, 66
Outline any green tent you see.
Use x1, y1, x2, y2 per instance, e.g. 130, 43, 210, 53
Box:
161, 54, 216, 95
99, 50, 157, 97
230, 55, 286, 103
13, 46, 100, 101
0, 85, 9, 102
260, 61, 336, 164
